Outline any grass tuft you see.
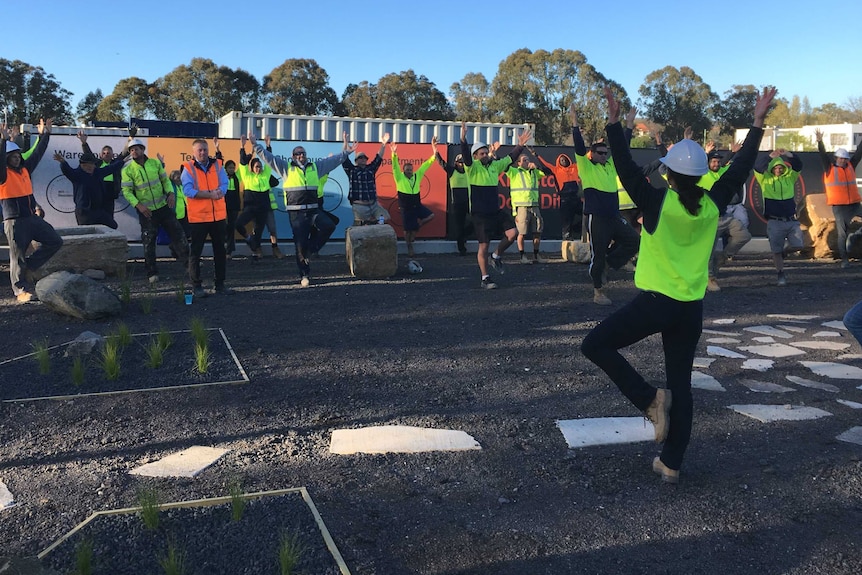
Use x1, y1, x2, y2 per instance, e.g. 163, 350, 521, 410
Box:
99, 338, 121, 380
277, 530, 304, 575
156, 326, 173, 352
228, 478, 245, 522
145, 338, 164, 369
74, 537, 94, 575
71, 355, 85, 387
33, 338, 50, 375
159, 540, 186, 575
189, 317, 209, 348
115, 322, 132, 347
194, 342, 211, 374
137, 487, 161, 530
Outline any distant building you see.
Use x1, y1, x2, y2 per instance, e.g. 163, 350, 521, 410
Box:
736, 123, 862, 152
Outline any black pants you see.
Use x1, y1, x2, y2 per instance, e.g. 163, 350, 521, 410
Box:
75, 208, 117, 229
189, 220, 227, 287
139, 206, 188, 278
587, 214, 640, 288
235, 204, 269, 250
225, 209, 239, 253
449, 200, 473, 253
581, 291, 701, 470
560, 194, 583, 241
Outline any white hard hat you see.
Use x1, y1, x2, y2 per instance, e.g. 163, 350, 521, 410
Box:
5, 141, 21, 154
835, 148, 851, 159
128, 138, 146, 149
660, 139, 708, 176
471, 142, 488, 155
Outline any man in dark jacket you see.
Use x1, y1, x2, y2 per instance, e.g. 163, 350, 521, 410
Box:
54, 151, 127, 229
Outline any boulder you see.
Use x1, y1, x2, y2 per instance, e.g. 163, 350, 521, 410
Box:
38, 226, 128, 278
63, 330, 106, 358
345, 224, 398, 278
804, 194, 862, 259
562, 240, 590, 264
35, 271, 122, 320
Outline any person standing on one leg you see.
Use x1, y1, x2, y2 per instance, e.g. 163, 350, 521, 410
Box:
815, 129, 862, 268
460, 121, 532, 289
534, 150, 581, 241
181, 139, 233, 297
581, 86, 775, 484
223, 160, 240, 258
0, 119, 63, 303
391, 140, 436, 257
754, 149, 803, 286
435, 151, 473, 255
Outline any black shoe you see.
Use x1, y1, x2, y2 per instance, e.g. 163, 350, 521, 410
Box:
214, 285, 235, 295
489, 255, 504, 274
480, 277, 497, 290
193, 285, 208, 299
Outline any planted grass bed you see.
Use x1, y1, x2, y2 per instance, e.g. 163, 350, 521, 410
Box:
41, 489, 347, 575
0, 329, 247, 402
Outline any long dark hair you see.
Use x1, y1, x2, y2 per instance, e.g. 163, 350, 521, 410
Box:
667, 169, 704, 216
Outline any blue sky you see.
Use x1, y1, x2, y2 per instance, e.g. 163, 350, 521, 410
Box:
7, 0, 855, 118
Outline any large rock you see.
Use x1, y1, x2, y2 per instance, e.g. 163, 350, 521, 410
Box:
805, 194, 862, 259
38, 225, 129, 277
345, 224, 398, 278
562, 240, 590, 263
35, 271, 122, 320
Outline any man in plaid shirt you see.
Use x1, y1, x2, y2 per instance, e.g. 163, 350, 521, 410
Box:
342, 131, 391, 225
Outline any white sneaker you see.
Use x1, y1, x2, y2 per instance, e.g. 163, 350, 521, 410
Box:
519, 254, 532, 264
148, 274, 159, 285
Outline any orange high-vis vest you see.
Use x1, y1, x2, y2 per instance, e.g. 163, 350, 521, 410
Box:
0, 168, 33, 200
184, 160, 226, 223
824, 163, 860, 206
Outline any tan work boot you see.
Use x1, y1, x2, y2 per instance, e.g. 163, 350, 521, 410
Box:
645, 388, 672, 443
271, 244, 284, 259
706, 277, 721, 292
652, 457, 680, 484
593, 288, 612, 306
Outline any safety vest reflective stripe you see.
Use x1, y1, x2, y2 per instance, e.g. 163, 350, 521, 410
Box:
122, 158, 171, 211
283, 163, 320, 207
824, 164, 861, 205
184, 161, 226, 223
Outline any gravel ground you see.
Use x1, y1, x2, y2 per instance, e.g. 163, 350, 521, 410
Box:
1, 248, 861, 575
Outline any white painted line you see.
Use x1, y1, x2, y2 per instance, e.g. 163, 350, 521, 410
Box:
691, 371, 726, 391
556, 417, 655, 448
801, 361, 862, 380
836, 426, 862, 446
693, 357, 716, 368
778, 325, 807, 333
129, 446, 230, 478
729, 404, 832, 422
0, 480, 14, 510
703, 329, 741, 336
707, 346, 746, 358
739, 378, 795, 393
743, 326, 794, 339
707, 337, 741, 344
742, 359, 774, 372
767, 314, 819, 321
837, 399, 862, 409
712, 318, 736, 325
792, 340, 851, 351
785, 375, 840, 393
752, 337, 777, 343
738, 343, 806, 358
329, 425, 481, 454
813, 331, 841, 338
821, 320, 847, 331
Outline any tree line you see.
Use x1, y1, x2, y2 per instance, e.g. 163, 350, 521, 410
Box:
2, 49, 860, 147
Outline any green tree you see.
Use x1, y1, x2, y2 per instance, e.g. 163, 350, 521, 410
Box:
342, 82, 376, 118
97, 77, 151, 121
450, 72, 493, 122
0, 58, 72, 124
154, 59, 261, 122
845, 96, 862, 122
714, 85, 759, 135
811, 102, 854, 124
263, 58, 338, 116
374, 70, 453, 121
75, 89, 103, 125
637, 66, 718, 143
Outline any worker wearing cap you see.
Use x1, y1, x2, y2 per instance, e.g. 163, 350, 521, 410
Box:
571, 104, 640, 306
122, 137, 189, 284
342, 132, 390, 226
0, 119, 63, 303
815, 129, 862, 267
78, 130, 123, 217
391, 140, 436, 258
434, 149, 472, 255
54, 149, 127, 229
505, 153, 547, 264
582, 87, 775, 485
459, 121, 532, 289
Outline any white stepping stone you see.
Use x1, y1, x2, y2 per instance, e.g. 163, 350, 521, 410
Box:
744, 326, 794, 339
703, 328, 741, 336
556, 417, 655, 448
130, 446, 230, 478
707, 337, 741, 344
738, 343, 805, 358
729, 404, 832, 423
691, 371, 726, 391
837, 399, 862, 409
778, 325, 807, 333
712, 318, 736, 325
837, 354, 862, 360
792, 340, 851, 351
739, 378, 795, 393
693, 357, 715, 368
742, 359, 774, 372
0, 480, 14, 510
329, 425, 481, 454
753, 336, 776, 343
836, 426, 862, 446
821, 320, 847, 331
785, 375, 840, 393
768, 314, 819, 321
801, 361, 862, 380
813, 331, 841, 338
707, 346, 746, 358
